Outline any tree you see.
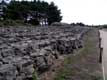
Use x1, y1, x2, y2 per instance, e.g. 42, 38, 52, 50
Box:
47, 2, 62, 24
4, 0, 62, 25
76, 22, 85, 26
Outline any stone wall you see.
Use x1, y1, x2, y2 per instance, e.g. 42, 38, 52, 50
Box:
0, 25, 90, 80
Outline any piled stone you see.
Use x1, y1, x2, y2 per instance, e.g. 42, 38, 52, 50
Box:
0, 25, 89, 80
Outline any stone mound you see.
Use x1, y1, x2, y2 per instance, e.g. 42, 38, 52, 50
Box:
0, 25, 90, 80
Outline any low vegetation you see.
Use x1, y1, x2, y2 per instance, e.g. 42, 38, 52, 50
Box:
32, 70, 38, 80
55, 29, 102, 80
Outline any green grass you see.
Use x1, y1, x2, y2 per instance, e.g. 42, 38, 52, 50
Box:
54, 29, 103, 80
32, 70, 38, 80
0, 20, 31, 27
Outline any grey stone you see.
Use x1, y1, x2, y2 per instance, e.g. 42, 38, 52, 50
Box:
0, 25, 89, 79
0, 64, 17, 80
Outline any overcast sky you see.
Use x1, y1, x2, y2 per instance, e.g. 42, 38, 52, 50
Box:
43, 0, 107, 25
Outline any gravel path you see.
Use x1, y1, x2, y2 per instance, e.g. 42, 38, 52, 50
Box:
100, 30, 107, 80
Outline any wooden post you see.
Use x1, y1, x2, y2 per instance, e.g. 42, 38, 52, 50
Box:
99, 38, 101, 48
99, 47, 103, 63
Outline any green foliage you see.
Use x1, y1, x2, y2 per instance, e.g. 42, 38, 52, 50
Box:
4, 0, 62, 25
29, 19, 39, 25
32, 70, 38, 80
47, 2, 62, 24
0, 19, 27, 26
70, 22, 85, 26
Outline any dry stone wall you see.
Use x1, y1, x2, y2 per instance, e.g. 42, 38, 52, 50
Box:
0, 25, 89, 80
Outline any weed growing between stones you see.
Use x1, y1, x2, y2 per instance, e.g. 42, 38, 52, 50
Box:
32, 70, 38, 80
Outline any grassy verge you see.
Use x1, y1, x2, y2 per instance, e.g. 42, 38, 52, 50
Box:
0, 20, 35, 27
54, 29, 102, 80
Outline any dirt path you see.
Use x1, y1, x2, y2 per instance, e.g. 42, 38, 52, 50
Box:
100, 30, 107, 80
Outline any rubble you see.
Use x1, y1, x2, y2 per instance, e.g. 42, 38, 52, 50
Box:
0, 25, 89, 80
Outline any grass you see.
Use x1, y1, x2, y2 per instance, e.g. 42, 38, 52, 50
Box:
32, 69, 38, 80
0, 20, 33, 27
54, 29, 103, 80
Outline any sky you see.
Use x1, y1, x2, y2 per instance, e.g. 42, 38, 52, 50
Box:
43, 0, 107, 25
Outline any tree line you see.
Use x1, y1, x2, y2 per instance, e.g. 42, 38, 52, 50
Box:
3, 0, 62, 25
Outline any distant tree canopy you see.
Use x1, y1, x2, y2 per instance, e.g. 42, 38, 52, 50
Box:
71, 22, 85, 26
4, 0, 62, 25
